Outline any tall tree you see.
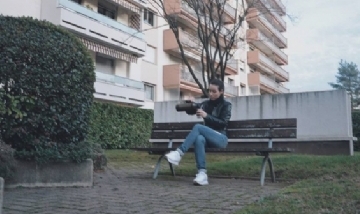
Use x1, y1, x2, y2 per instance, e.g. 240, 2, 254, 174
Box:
150, 0, 279, 97
329, 59, 360, 108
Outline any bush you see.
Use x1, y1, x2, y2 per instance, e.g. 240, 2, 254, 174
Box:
0, 16, 95, 163
352, 111, 360, 151
87, 102, 153, 149
0, 139, 16, 179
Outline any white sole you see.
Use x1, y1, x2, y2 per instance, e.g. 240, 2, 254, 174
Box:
193, 180, 209, 186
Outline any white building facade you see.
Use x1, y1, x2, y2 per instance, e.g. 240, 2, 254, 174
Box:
0, 0, 289, 110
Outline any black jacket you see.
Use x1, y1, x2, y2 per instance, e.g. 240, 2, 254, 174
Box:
186, 96, 232, 135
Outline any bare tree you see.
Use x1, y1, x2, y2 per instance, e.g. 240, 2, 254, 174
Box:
149, 0, 286, 97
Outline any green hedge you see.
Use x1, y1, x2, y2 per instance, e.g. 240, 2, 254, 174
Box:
0, 16, 95, 164
87, 102, 153, 149
352, 111, 360, 151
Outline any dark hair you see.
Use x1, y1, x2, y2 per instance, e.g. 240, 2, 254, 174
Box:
209, 79, 225, 92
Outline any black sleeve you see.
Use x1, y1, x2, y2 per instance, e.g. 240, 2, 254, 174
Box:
203, 102, 232, 129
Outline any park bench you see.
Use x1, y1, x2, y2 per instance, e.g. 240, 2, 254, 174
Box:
134, 118, 297, 186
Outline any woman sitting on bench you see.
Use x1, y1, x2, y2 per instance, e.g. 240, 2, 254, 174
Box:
165, 79, 232, 186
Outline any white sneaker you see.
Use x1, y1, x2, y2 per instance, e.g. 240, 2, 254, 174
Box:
165, 151, 181, 166
193, 171, 209, 186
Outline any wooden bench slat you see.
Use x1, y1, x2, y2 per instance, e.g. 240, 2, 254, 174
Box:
227, 128, 297, 138
152, 119, 297, 130
131, 147, 294, 154
152, 122, 201, 130
228, 118, 297, 129
151, 128, 297, 139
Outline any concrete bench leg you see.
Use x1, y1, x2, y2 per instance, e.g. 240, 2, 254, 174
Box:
152, 154, 175, 179
153, 154, 165, 179
267, 156, 276, 183
260, 152, 275, 186
169, 163, 175, 177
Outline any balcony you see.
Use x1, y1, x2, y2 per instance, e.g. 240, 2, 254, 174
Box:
40, 0, 146, 57
163, 28, 201, 60
260, 0, 286, 32
224, 58, 238, 75
163, 0, 233, 46
224, 82, 239, 97
164, 0, 235, 24
270, 0, 286, 16
247, 28, 288, 65
223, 2, 236, 24
163, 64, 204, 95
126, 0, 147, 8
163, 64, 238, 96
94, 72, 145, 106
246, 8, 287, 48
248, 72, 289, 94
269, 6, 286, 32
247, 50, 288, 82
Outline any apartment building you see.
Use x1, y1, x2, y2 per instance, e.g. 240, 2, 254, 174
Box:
0, 0, 289, 110
0, 0, 152, 107
246, 0, 289, 94
142, 0, 289, 104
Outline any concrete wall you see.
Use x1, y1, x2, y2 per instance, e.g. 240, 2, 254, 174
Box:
154, 90, 354, 155
6, 159, 93, 188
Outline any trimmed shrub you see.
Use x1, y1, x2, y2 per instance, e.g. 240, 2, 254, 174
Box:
0, 139, 16, 179
352, 111, 360, 151
88, 102, 153, 149
0, 16, 95, 163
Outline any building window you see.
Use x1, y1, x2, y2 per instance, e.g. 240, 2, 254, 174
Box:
228, 78, 234, 86
144, 83, 155, 101
144, 9, 154, 26
98, 3, 116, 19
96, 55, 114, 74
143, 45, 156, 64
240, 85, 246, 95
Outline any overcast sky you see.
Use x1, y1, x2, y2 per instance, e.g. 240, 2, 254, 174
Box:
283, 0, 360, 92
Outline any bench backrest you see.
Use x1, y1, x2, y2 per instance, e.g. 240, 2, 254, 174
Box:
151, 118, 297, 140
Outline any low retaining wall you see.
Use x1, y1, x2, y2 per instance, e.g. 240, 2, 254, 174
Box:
154, 90, 355, 155
5, 159, 93, 188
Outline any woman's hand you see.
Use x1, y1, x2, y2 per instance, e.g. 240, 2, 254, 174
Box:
196, 109, 207, 118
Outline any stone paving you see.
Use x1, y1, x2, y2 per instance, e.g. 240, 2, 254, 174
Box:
2, 162, 287, 214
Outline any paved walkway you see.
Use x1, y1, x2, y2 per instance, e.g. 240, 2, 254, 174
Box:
3, 163, 286, 214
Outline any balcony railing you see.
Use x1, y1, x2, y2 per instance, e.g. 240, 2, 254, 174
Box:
257, 11, 287, 47
59, 0, 144, 40
259, 73, 289, 93
272, 0, 286, 15
95, 72, 144, 90
224, 82, 238, 96
256, 51, 288, 79
256, 31, 288, 63
224, 3, 236, 19
180, 65, 238, 96
277, 83, 289, 93
227, 58, 238, 71
270, 6, 286, 29
180, 65, 206, 85
180, 0, 229, 36
258, 0, 286, 30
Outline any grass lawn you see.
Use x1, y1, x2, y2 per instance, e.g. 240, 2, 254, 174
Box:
106, 150, 360, 213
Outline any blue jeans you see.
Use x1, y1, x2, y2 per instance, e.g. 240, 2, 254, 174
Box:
177, 124, 228, 171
